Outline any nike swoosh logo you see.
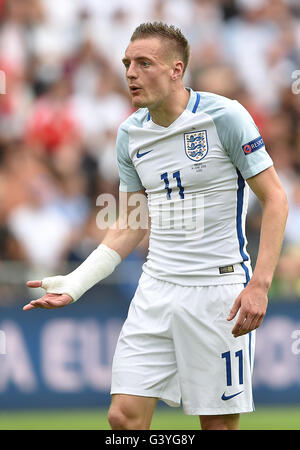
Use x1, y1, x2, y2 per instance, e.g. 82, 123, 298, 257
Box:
221, 390, 243, 401
136, 149, 153, 158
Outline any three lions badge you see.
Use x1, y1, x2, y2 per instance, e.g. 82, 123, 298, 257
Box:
184, 130, 208, 162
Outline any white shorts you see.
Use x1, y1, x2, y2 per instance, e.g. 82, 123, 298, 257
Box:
111, 273, 255, 415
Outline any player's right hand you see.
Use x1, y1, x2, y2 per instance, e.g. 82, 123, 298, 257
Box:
23, 280, 74, 311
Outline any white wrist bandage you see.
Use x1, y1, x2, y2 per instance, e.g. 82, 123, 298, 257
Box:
41, 244, 122, 302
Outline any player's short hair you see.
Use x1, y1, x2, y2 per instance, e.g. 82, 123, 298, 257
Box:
130, 22, 190, 76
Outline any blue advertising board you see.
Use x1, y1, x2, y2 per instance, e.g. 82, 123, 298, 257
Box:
0, 283, 129, 409
253, 301, 300, 404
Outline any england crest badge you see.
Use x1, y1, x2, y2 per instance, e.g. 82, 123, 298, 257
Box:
184, 130, 208, 162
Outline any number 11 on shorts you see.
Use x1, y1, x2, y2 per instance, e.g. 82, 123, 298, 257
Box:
221, 350, 243, 386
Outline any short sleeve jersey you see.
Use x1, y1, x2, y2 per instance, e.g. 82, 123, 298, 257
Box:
116, 89, 273, 286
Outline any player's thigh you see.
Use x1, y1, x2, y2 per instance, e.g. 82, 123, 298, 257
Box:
108, 394, 158, 429
111, 273, 180, 407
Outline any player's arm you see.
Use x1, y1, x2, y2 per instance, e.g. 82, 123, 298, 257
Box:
101, 190, 148, 259
23, 190, 148, 311
227, 166, 288, 337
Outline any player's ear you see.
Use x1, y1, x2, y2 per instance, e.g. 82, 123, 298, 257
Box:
171, 60, 184, 81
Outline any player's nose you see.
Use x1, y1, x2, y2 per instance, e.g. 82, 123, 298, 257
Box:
126, 63, 137, 79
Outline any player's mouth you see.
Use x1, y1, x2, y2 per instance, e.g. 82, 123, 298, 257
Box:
129, 85, 142, 95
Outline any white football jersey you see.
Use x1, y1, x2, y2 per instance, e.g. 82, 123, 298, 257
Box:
116, 89, 273, 286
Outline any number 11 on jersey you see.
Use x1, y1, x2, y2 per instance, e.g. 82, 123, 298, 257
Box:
161, 170, 184, 200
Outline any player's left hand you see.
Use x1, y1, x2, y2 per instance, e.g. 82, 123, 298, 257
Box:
227, 283, 268, 338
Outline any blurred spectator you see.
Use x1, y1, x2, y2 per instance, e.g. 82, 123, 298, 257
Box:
25, 77, 81, 156
6, 175, 73, 272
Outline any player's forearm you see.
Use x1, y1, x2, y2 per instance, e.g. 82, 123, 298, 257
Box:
41, 243, 122, 302
102, 219, 148, 260
249, 190, 288, 290
41, 220, 148, 302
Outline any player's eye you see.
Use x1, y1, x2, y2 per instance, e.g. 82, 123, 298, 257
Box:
141, 61, 150, 68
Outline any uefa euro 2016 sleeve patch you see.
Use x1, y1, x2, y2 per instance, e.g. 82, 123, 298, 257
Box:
242, 136, 264, 155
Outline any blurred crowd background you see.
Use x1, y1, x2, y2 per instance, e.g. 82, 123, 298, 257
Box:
1, 0, 300, 300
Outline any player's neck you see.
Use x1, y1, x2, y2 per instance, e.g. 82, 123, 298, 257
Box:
149, 86, 190, 128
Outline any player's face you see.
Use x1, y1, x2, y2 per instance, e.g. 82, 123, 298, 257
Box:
122, 38, 175, 109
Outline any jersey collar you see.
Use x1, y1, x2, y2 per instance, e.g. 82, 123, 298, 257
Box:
185, 88, 200, 113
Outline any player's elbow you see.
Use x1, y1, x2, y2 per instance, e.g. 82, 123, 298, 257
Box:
262, 184, 289, 218
276, 186, 289, 219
